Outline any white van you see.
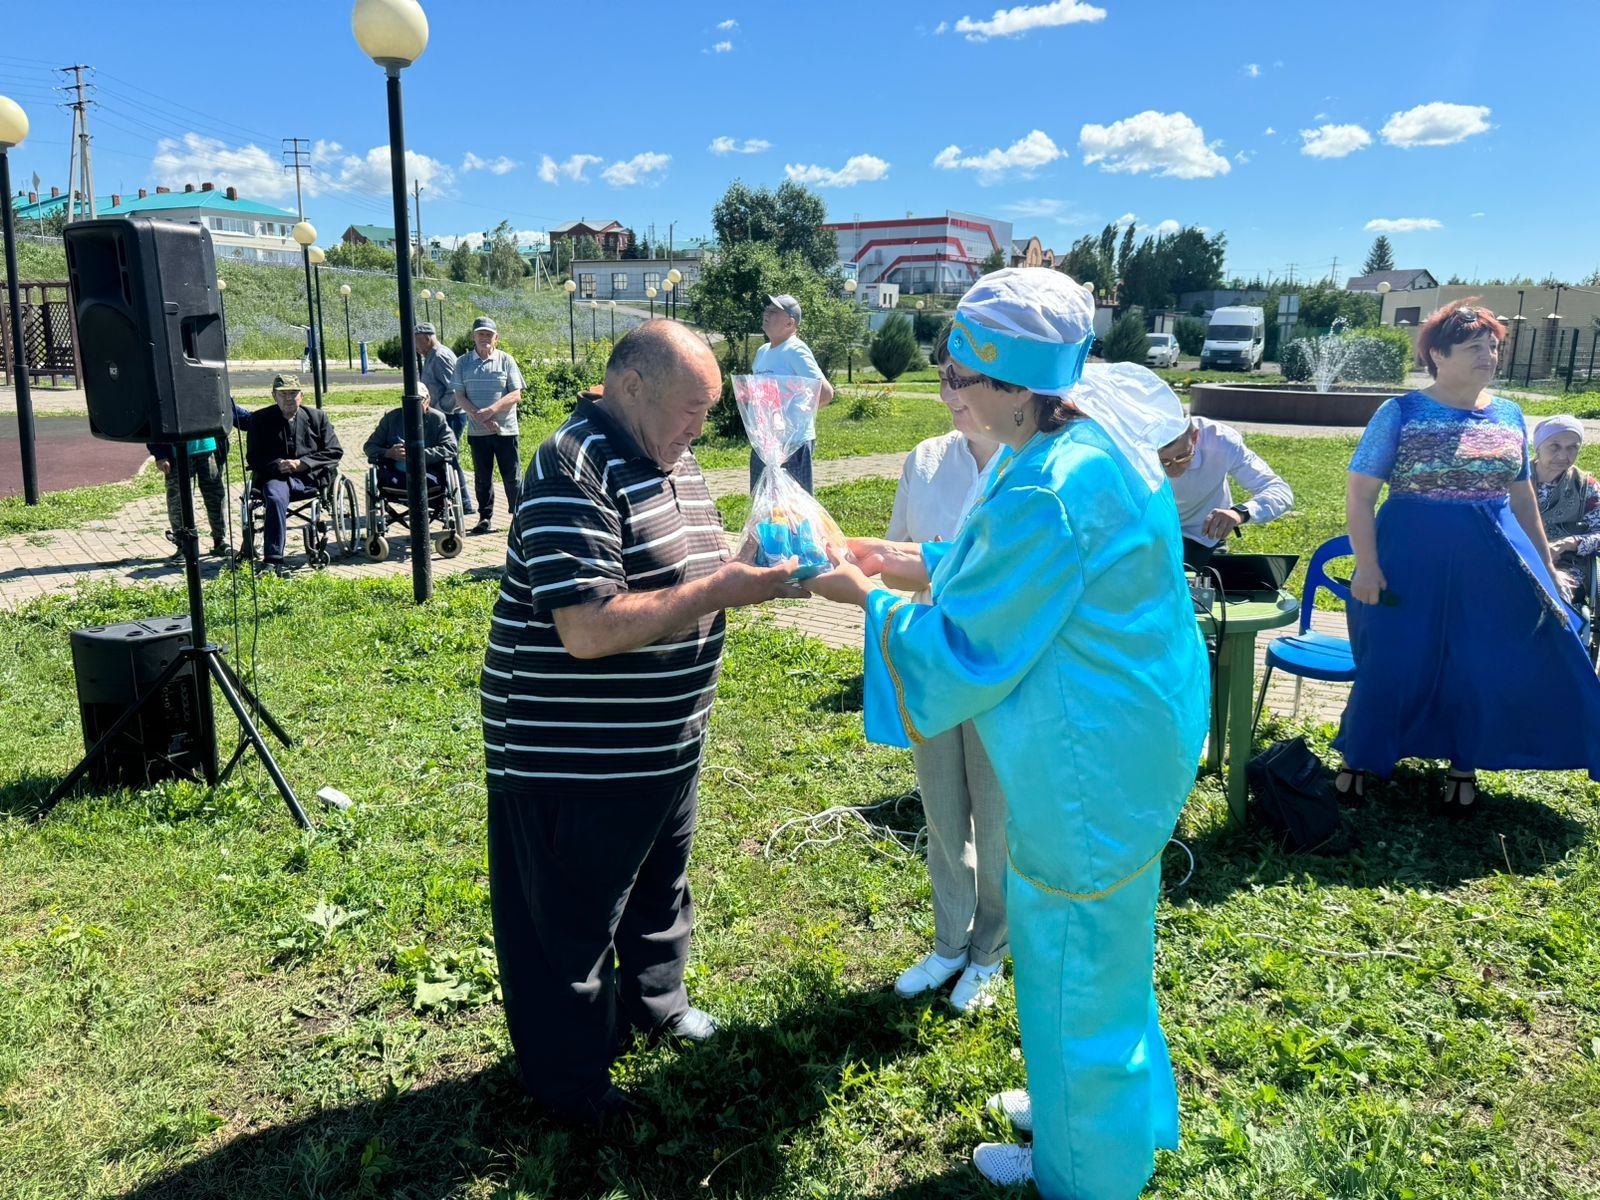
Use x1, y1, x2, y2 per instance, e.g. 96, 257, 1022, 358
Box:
1200, 306, 1266, 372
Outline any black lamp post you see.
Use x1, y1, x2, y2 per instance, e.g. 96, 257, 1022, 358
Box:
647, 285, 657, 318
291, 220, 324, 409
564, 278, 577, 362
353, 0, 432, 603
667, 267, 682, 320
310, 244, 330, 392
433, 288, 445, 340
844, 276, 858, 383
608, 299, 616, 343
339, 283, 353, 368
0, 95, 37, 504
589, 298, 597, 343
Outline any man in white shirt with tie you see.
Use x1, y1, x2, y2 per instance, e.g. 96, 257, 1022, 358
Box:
1158, 417, 1293, 561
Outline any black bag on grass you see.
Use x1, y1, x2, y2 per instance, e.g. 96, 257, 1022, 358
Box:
1246, 737, 1346, 854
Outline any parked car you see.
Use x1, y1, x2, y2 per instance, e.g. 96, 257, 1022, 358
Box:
1144, 332, 1180, 368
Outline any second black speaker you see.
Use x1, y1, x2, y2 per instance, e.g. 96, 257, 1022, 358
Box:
65, 216, 231, 443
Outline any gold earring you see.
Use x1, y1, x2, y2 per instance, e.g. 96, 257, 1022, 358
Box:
1013, 407, 1026, 427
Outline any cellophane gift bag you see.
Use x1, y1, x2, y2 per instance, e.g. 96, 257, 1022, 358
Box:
733, 374, 848, 579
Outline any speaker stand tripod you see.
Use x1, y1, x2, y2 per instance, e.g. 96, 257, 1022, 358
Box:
37, 446, 311, 828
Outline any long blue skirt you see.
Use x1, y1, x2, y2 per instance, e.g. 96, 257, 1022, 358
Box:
1009, 862, 1177, 1200
1334, 493, 1600, 777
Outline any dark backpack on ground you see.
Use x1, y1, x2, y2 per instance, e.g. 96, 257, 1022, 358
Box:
1246, 737, 1348, 854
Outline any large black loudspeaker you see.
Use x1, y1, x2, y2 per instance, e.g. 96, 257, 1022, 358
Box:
64, 216, 231, 443
71, 616, 206, 787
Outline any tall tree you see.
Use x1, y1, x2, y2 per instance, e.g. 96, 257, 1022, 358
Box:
485, 221, 527, 288
447, 240, 479, 283
980, 247, 1007, 274
1362, 235, 1395, 274
620, 227, 640, 260
711, 179, 838, 273
1117, 222, 1137, 277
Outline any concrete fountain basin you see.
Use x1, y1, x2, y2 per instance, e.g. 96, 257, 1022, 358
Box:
1188, 382, 1403, 426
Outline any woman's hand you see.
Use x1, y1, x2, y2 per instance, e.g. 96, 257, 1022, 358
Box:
845, 537, 930, 591
1351, 562, 1387, 606
1551, 535, 1580, 557
802, 559, 874, 608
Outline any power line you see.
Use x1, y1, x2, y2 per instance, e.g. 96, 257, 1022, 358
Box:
282, 137, 311, 220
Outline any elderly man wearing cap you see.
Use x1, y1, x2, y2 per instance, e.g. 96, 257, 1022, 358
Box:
806, 268, 1209, 1197
453, 316, 524, 533
1531, 415, 1600, 599
245, 374, 344, 574
749, 293, 833, 495
415, 321, 471, 514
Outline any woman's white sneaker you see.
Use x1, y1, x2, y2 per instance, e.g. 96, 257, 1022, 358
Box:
985, 1088, 1033, 1134
893, 950, 967, 998
973, 1142, 1034, 1186
949, 963, 1004, 1012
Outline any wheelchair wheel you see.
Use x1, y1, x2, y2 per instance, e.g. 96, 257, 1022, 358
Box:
333, 476, 361, 557
437, 531, 463, 559
302, 526, 331, 568
367, 535, 390, 561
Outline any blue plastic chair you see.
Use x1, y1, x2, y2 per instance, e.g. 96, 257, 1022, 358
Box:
1250, 535, 1357, 735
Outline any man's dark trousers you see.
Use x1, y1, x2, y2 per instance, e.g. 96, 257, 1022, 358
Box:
487, 771, 697, 1113
469, 433, 520, 523
261, 476, 317, 560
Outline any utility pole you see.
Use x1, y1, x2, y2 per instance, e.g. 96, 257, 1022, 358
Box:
282, 137, 311, 219
413, 180, 425, 277
1329, 256, 1339, 286
58, 65, 96, 220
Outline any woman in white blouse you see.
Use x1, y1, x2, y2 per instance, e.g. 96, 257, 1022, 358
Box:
885, 333, 1006, 1013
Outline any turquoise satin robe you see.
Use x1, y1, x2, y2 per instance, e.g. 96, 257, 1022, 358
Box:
863, 419, 1209, 1199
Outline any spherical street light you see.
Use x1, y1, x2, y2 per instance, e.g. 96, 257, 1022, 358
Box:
339, 283, 352, 297
418, 287, 432, 301
351, 0, 430, 68
666, 268, 683, 285
844, 278, 857, 294
0, 94, 36, 504
646, 286, 657, 298
351, 0, 432, 603
564, 279, 577, 294
216, 278, 227, 292
292, 221, 317, 247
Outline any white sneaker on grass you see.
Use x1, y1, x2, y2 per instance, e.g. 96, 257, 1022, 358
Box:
986, 1088, 1033, 1134
893, 950, 967, 998
949, 962, 1004, 1012
973, 1142, 1033, 1186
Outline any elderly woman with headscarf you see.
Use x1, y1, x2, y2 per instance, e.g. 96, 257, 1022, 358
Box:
1530, 414, 1600, 600
1335, 301, 1600, 812
805, 268, 1209, 1198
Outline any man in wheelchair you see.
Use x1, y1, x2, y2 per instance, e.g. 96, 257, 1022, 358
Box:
1532, 415, 1600, 662
245, 374, 345, 574
361, 389, 467, 559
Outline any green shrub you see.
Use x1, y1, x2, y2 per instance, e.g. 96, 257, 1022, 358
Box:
846, 388, 891, 421
1174, 316, 1206, 356
868, 315, 924, 382
1102, 309, 1150, 364
708, 373, 745, 441
374, 336, 406, 369
518, 342, 610, 415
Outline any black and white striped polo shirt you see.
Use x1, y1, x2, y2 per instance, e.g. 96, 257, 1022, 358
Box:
480, 394, 730, 786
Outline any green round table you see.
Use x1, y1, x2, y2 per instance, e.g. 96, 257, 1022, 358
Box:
1196, 591, 1300, 822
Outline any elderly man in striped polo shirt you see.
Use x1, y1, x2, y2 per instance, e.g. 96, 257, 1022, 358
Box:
481, 320, 803, 1125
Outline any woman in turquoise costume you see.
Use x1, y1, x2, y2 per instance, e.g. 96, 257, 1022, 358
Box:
805, 268, 1209, 1197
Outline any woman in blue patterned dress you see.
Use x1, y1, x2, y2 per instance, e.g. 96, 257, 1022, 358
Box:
1335, 299, 1600, 809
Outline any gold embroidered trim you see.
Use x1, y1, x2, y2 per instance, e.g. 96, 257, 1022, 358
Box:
951, 319, 1000, 363
880, 600, 925, 745
1008, 844, 1163, 901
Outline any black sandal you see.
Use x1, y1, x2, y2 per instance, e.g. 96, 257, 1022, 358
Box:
1334, 764, 1366, 803
1442, 770, 1478, 814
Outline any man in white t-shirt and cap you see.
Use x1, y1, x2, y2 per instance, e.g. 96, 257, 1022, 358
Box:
749, 293, 833, 495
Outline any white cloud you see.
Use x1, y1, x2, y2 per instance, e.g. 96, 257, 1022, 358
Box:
1078, 111, 1230, 179
932, 129, 1064, 182
935, 20, 949, 32
1244, 63, 1261, 77
147, 134, 463, 203
1381, 102, 1491, 147
601, 151, 671, 186
783, 154, 891, 188
461, 152, 519, 175
712, 40, 733, 52
716, 18, 737, 29
1471, 211, 1487, 218
1299, 123, 1372, 159
1263, 126, 1276, 136
1153, 219, 1181, 237
1114, 212, 1137, 228
537, 153, 603, 184
1234, 150, 1252, 164
945, 0, 1106, 42
1364, 217, 1443, 233
709, 136, 772, 156
1003, 198, 1067, 218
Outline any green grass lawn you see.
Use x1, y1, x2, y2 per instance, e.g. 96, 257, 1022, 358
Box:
0, 576, 1596, 1199
0, 462, 165, 537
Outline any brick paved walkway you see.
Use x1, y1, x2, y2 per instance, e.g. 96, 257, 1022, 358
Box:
0, 408, 1354, 723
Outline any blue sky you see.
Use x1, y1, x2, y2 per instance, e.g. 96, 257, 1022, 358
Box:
3, 0, 1594, 283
